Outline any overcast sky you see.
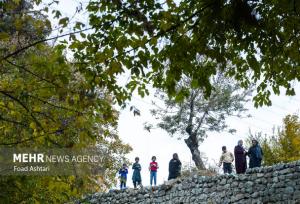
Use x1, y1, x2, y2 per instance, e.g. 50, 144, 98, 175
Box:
118, 86, 300, 187
46, 0, 300, 189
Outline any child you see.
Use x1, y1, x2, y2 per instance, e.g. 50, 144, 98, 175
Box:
218, 146, 234, 174
118, 163, 128, 190
149, 156, 158, 186
132, 157, 142, 188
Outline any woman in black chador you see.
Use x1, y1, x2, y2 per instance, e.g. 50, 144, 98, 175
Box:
168, 153, 182, 180
234, 140, 247, 174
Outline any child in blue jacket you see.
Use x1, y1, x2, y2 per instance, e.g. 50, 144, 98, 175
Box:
119, 163, 128, 190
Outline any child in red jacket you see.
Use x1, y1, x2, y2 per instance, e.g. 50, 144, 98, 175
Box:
149, 156, 158, 186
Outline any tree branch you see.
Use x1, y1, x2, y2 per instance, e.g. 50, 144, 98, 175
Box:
0, 27, 92, 62
4, 59, 60, 88
0, 115, 28, 127
186, 91, 195, 135
109, 3, 214, 62
26, 94, 83, 114
0, 90, 43, 130
0, 128, 66, 146
194, 110, 208, 135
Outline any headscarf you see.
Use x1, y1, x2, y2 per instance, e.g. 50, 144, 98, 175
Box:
238, 140, 243, 146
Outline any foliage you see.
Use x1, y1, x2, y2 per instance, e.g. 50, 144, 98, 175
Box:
2, 0, 299, 107
1, 0, 300, 200
246, 114, 300, 166
63, 0, 300, 107
146, 73, 251, 169
0, 0, 131, 203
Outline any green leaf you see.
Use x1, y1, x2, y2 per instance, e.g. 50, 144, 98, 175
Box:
0, 32, 9, 41
53, 10, 62, 19
58, 17, 69, 27
110, 61, 123, 74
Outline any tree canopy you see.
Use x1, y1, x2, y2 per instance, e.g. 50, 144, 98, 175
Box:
146, 73, 251, 169
0, 1, 131, 202
66, 0, 300, 107
2, 0, 300, 106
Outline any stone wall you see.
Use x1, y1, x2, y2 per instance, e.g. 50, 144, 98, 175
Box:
79, 160, 300, 204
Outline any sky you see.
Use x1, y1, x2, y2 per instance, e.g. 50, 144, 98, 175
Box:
118, 86, 300, 187
44, 0, 300, 188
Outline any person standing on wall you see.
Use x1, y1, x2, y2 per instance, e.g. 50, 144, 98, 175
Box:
118, 163, 128, 190
247, 139, 263, 168
218, 146, 234, 174
149, 156, 159, 186
168, 153, 182, 180
132, 157, 142, 189
234, 140, 247, 174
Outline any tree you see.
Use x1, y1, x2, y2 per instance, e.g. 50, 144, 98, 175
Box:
0, 1, 131, 203
147, 73, 251, 169
64, 0, 300, 107
0, 36, 132, 204
2, 1, 300, 106
246, 114, 300, 166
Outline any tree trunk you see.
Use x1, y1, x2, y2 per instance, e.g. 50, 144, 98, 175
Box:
184, 135, 206, 170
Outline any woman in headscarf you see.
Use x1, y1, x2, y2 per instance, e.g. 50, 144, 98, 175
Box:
168, 153, 182, 180
234, 140, 247, 174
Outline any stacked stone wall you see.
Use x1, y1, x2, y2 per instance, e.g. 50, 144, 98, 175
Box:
80, 160, 300, 204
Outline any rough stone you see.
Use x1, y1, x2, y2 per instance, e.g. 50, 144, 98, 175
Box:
78, 160, 300, 204
284, 186, 294, 194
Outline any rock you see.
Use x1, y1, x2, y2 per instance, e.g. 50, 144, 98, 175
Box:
164, 179, 177, 186
272, 177, 279, 183
257, 173, 264, 178
220, 178, 227, 185
232, 193, 244, 201
251, 192, 259, 198
284, 186, 294, 194
231, 181, 238, 187
89, 198, 98, 204
293, 191, 300, 200
280, 168, 291, 175
177, 184, 182, 191
245, 181, 254, 188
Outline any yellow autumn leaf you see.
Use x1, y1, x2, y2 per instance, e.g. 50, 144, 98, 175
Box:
8, 102, 14, 109
30, 122, 36, 130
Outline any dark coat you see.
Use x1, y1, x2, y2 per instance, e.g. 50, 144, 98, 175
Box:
168, 158, 181, 180
247, 144, 263, 168
132, 163, 141, 182
234, 145, 247, 174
